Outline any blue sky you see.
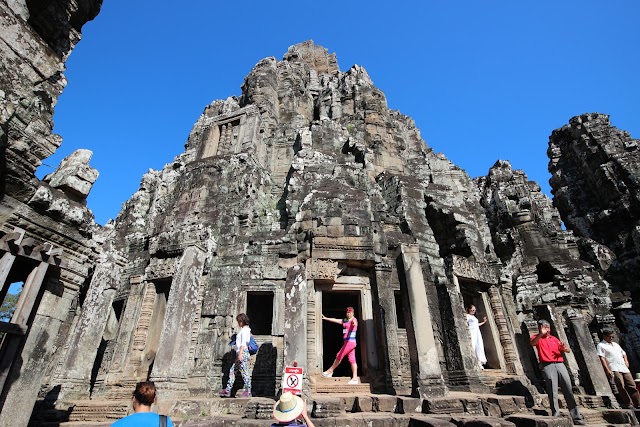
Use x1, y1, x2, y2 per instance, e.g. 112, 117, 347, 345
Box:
38, 1, 640, 225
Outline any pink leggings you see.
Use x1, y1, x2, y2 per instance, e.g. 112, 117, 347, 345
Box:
335, 340, 357, 364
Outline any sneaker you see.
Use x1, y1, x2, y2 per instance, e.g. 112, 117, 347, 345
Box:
348, 379, 359, 385
322, 371, 333, 378
240, 390, 252, 398
219, 389, 230, 397
573, 418, 587, 426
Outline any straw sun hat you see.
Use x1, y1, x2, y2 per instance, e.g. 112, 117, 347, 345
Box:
273, 392, 305, 423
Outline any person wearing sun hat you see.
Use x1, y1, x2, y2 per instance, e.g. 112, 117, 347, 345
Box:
271, 392, 315, 427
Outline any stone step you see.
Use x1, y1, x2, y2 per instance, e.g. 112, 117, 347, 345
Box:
65, 400, 130, 423
311, 376, 372, 393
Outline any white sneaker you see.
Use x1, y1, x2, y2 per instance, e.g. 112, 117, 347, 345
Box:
322, 371, 333, 378
348, 379, 359, 385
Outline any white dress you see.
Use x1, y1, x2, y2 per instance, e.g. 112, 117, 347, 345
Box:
466, 314, 487, 366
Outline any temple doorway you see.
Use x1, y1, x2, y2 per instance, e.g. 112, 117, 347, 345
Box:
321, 291, 362, 378
460, 284, 505, 370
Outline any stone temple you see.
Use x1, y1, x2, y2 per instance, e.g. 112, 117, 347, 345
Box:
1, 3, 640, 427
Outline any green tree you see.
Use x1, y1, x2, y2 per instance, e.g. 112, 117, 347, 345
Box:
0, 293, 18, 322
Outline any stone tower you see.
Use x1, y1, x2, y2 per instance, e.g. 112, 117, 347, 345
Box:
34, 41, 621, 415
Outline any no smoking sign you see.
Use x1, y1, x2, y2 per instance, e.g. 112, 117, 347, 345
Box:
282, 366, 304, 395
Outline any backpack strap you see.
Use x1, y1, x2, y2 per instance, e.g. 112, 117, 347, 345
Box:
159, 414, 167, 427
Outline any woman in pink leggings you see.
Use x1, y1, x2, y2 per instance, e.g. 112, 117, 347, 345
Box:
321, 307, 359, 384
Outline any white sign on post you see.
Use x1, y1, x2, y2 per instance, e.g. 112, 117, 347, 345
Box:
282, 366, 304, 395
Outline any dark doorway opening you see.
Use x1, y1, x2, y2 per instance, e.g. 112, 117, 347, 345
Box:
246, 291, 273, 335
460, 284, 502, 370
322, 291, 362, 378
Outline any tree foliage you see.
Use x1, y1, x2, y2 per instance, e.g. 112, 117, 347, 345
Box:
0, 293, 18, 322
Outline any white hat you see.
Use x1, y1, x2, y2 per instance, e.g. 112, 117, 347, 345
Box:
273, 392, 305, 423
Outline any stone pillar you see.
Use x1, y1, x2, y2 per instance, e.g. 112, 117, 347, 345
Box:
150, 246, 205, 398
374, 263, 406, 394
566, 310, 616, 404
0, 281, 75, 427
57, 254, 121, 400
487, 285, 524, 375
400, 244, 446, 397
92, 276, 146, 398
0, 260, 49, 393
550, 307, 581, 387
283, 265, 307, 391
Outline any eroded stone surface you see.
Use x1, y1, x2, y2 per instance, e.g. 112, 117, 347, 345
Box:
4, 33, 640, 427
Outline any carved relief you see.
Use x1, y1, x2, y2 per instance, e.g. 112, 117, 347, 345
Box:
309, 259, 340, 280
145, 257, 177, 281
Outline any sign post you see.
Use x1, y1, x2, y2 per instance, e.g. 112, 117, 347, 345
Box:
282, 366, 304, 395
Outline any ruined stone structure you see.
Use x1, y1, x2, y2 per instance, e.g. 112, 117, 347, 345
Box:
0, 1, 103, 426
2, 5, 640, 425
549, 113, 640, 371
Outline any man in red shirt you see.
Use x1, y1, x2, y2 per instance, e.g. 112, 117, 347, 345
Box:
531, 319, 586, 425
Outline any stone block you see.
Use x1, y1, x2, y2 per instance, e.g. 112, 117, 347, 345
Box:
344, 224, 360, 236
601, 409, 639, 425
460, 398, 483, 415
408, 415, 457, 426
481, 400, 501, 418
504, 415, 572, 427
423, 398, 465, 415
243, 398, 276, 419
487, 397, 519, 416
327, 225, 344, 237
353, 396, 373, 412
373, 395, 399, 413
312, 397, 343, 418
397, 397, 422, 414
448, 415, 516, 426
325, 217, 343, 226
338, 395, 356, 412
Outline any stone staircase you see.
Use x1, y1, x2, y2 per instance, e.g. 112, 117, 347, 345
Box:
45, 392, 639, 427
310, 374, 371, 393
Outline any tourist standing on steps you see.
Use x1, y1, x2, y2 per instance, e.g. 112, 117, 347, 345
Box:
597, 329, 640, 409
531, 319, 586, 426
112, 381, 173, 427
321, 307, 359, 385
220, 313, 253, 398
465, 304, 488, 369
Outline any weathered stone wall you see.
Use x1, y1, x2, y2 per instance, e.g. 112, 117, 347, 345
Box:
548, 113, 640, 372
41, 42, 622, 418
0, 1, 103, 426
3, 29, 635, 424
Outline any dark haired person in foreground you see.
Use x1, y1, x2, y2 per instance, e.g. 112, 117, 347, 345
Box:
597, 329, 640, 409
112, 381, 173, 426
531, 320, 586, 425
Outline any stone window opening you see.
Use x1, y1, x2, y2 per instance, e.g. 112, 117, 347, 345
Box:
246, 291, 274, 336
0, 281, 23, 324
394, 290, 406, 329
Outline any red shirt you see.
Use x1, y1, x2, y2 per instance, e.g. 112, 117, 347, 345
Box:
532, 334, 564, 363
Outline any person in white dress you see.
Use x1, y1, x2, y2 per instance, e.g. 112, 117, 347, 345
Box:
465, 304, 487, 369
